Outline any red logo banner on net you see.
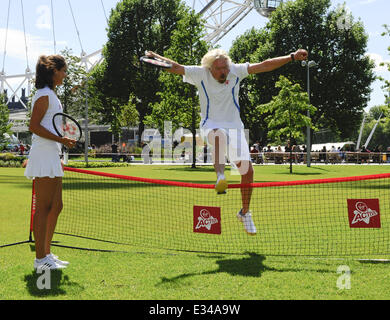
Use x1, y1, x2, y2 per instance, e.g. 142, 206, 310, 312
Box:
347, 199, 381, 228
193, 206, 221, 234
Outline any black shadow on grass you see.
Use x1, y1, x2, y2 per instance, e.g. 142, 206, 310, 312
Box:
346, 183, 390, 191
160, 166, 216, 173
63, 180, 169, 191
24, 270, 84, 297
278, 169, 329, 176
156, 252, 266, 286
157, 252, 333, 286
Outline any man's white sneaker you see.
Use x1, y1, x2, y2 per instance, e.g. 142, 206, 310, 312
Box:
47, 253, 69, 266
236, 209, 257, 235
34, 256, 66, 271
215, 176, 228, 194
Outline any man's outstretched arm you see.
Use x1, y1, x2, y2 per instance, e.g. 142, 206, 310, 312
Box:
145, 51, 185, 75
248, 49, 308, 74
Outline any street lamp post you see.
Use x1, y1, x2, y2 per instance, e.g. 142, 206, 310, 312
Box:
301, 60, 316, 167
84, 78, 89, 167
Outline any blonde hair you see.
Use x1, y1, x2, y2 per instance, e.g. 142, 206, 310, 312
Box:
201, 49, 231, 69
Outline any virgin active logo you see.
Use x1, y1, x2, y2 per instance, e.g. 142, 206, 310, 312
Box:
347, 199, 381, 228
193, 206, 221, 234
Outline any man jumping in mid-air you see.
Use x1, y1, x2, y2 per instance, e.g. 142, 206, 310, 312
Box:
146, 48, 308, 235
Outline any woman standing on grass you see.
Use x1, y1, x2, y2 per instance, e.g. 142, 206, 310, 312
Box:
24, 55, 76, 270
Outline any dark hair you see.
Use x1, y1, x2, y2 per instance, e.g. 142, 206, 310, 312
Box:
35, 55, 67, 90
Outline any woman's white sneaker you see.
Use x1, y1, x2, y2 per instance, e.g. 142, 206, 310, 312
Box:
34, 256, 66, 271
47, 253, 69, 266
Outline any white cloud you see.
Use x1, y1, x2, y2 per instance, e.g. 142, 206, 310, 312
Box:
367, 53, 389, 73
0, 28, 67, 71
359, 0, 378, 5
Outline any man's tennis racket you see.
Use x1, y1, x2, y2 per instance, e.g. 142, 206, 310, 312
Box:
140, 56, 172, 69
52, 112, 83, 149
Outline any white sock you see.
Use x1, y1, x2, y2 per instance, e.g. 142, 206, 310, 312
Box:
217, 172, 225, 180
35, 257, 47, 263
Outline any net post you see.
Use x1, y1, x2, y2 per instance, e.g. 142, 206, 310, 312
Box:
28, 179, 36, 243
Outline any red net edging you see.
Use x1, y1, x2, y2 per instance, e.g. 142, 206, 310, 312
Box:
64, 166, 390, 189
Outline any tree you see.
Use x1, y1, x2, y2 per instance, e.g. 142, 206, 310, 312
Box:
355, 24, 390, 152
88, 62, 119, 134
144, 10, 208, 136
92, 0, 187, 144
229, 28, 270, 146
259, 76, 316, 144
119, 93, 139, 130
56, 48, 88, 117
144, 10, 208, 166
0, 94, 13, 149
230, 0, 375, 145
258, 76, 316, 172
379, 24, 390, 106
266, 0, 375, 140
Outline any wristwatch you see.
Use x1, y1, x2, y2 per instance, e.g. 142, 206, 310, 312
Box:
290, 53, 295, 61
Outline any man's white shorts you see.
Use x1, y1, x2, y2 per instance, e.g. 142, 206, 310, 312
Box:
200, 128, 251, 164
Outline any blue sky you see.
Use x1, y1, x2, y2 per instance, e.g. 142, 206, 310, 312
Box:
1, 0, 389, 111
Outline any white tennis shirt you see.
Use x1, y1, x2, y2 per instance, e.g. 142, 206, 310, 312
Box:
30, 86, 63, 151
183, 63, 250, 130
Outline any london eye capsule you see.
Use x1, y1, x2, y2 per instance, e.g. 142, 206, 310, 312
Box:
253, 0, 283, 18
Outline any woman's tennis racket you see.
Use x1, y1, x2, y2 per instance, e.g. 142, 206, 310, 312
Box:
52, 112, 82, 149
140, 56, 172, 69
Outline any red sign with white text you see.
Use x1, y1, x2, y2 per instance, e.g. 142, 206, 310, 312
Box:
347, 199, 381, 228
193, 206, 221, 234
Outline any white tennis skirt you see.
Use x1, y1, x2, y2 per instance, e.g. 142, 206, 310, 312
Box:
24, 143, 63, 179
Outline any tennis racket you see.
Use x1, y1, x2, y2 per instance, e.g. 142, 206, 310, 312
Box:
140, 56, 172, 69
52, 112, 83, 149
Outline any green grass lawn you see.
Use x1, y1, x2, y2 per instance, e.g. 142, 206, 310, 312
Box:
1, 165, 390, 300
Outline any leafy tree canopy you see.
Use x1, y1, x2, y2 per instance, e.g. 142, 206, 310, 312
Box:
230, 0, 375, 145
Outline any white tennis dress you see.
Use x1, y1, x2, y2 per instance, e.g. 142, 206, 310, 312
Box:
24, 86, 63, 179
183, 63, 251, 163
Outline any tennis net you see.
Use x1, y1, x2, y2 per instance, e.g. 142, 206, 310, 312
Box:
31, 167, 390, 256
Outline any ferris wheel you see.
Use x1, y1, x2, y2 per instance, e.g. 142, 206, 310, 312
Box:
1, 0, 283, 124
191, 0, 283, 46
0, 0, 108, 116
